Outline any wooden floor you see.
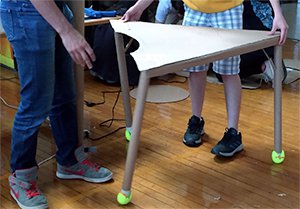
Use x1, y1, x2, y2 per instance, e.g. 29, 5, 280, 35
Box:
0, 39, 299, 209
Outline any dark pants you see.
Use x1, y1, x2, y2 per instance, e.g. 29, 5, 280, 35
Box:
239, 1, 274, 79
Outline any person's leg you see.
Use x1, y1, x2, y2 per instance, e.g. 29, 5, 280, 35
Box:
2, 1, 57, 172
181, 6, 209, 147
216, 49, 273, 81
222, 74, 241, 130
210, 4, 244, 157
49, 3, 78, 167
189, 71, 207, 118
218, 1, 274, 81
50, 4, 113, 183
239, 51, 269, 79
49, 34, 79, 167
1, 1, 56, 208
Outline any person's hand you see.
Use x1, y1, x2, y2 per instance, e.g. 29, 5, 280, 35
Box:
121, 0, 154, 22
59, 27, 96, 69
269, 14, 288, 45
121, 5, 144, 22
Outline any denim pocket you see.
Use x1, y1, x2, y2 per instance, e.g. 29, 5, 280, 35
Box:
0, 8, 14, 41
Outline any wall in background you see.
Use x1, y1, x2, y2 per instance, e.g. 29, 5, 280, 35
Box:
282, 2, 300, 40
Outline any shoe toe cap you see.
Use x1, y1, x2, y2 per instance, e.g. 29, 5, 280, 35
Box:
99, 167, 113, 178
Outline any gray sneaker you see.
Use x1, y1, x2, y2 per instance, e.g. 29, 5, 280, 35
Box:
9, 167, 48, 209
262, 59, 275, 84
263, 59, 287, 87
56, 146, 113, 183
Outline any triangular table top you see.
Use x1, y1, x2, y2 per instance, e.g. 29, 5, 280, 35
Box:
110, 20, 279, 72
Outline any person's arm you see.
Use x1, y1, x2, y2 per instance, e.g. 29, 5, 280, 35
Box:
268, 0, 288, 45
30, 0, 95, 69
121, 0, 154, 22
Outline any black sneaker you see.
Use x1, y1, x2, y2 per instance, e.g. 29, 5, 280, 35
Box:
183, 115, 205, 147
211, 128, 243, 157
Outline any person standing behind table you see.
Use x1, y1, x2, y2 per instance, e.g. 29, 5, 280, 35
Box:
121, 0, 288, 157
216, 0, 287, 88
0, 0, 113, 209
155, 0, 184, 24
240, 0, 278, 82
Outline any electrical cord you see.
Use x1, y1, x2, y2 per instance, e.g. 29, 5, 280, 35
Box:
85, 88, 129, 141
0, 96, 18, 110
84, 89, 121, 107
1, 84, 130, 141
0, 71, 19, 109
37, 154, 56, 166
87, 126, 126, 141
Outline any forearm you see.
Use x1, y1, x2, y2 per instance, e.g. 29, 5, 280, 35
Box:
269, 0, 283, 16
30, 0, 73, 36
30, 0, 96, 69
133, 0, 155, 11
268, 0, 288, 44
122, 0, 155, 21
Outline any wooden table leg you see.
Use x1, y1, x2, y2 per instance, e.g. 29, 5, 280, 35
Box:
114, 32, 133, 141
117, 72, 150, 205
69, 1, 84, 142
272, 45, 285, 164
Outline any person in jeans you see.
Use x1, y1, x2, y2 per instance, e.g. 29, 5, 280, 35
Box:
0, 0, 112, 208
122, 0, 288, 157
155, 0, 183, 24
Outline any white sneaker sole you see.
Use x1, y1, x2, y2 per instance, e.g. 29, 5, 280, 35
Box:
56, 172, 113, 183
219, 144, 244, 157
10, 190, 48, 209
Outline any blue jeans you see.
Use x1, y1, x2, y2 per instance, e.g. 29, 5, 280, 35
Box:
0, 0, 79, 171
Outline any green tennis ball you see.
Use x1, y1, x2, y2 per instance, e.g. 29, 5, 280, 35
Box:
125, 129, 131, 142
272, 150, 285, 164
117, 192, 132, 205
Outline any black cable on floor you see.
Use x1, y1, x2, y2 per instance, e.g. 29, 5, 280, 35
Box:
85, 87, 134, 141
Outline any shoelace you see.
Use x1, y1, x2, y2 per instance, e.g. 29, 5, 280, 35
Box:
189, 124, 200, 134
263, 73, 272, 83
81, 159, 100, 171
188, 118, 202, 134
218, 128, 236, 145
26, 182, 40, 199
219, 134, 231, 145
